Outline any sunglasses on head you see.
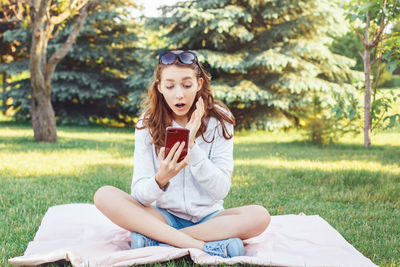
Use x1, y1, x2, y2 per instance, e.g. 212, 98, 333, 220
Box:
158, 51, 198, 65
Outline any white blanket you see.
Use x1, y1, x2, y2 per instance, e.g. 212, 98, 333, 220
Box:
8, 203, 378, 267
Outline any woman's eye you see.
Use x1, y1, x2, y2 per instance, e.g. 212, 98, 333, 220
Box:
166, 84, 174, 89
184, 84, 192, 88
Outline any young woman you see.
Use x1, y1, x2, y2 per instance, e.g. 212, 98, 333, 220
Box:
94, 50, 271, 258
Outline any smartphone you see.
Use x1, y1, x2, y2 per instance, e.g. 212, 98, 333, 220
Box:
165, 127, 189, 162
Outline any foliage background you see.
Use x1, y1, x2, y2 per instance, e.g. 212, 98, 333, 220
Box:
1, 0, 375, 132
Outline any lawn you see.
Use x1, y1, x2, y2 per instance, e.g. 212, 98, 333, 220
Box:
1, 117, 399, 267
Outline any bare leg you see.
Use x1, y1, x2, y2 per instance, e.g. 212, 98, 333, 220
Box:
94, 185, 205, 249
94, 186, 270, 248
180, 205, 271, 241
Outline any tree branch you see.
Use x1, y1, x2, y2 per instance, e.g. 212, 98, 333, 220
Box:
29, 0, 51, 98
50, 0, 88, 25
44, 0, 102, 92
371, 0, 399, 48
391, 0, 399, 14
35, 0, 49, 26
349, 23, 367, 46
371, 0, 387, 48
371, 39, 379, 66
0, 18, 19, 24
50, 24, 62, 39
371, 56, 382, 124
365, 10, 370, 49
0, 0, 28, 24
357, 31, 366, 46
359, 51, 364, 59
371, 55, 381, 66
30, 0, 50, 67
371, 103, 387, 130
13, 0, 24, 20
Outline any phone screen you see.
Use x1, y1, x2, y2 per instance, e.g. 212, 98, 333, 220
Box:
165, 127, 189, 162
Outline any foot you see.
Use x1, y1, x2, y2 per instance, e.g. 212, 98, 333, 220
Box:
131, 232, 160, 249
131, 232, 172, 249
203, 237, 244, 258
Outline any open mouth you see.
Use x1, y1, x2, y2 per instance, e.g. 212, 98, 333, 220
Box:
175, 103, 185, 108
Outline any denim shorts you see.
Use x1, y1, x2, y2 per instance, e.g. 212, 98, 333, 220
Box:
154, 206, 223, 230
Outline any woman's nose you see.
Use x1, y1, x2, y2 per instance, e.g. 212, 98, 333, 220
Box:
176, 88, 184, 99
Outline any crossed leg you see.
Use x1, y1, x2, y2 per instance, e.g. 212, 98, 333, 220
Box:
181, 205, 271, 241
94, 186, 270, 250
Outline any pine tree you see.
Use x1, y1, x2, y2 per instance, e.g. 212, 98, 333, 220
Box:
0, 26, 31, 120
49, 3, 142, 126
0, 4, 30, 115
150, 0, 363, 130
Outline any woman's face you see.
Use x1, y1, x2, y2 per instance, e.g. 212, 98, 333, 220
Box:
158, 65, 203, 123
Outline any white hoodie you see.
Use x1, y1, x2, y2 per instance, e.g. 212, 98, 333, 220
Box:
131, 116, 234, 223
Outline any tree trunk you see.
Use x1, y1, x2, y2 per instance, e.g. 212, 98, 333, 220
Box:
2, 71, 6, 115
29, 0, 57, 142
363, 49, 372, 147
363, 11, 371, 147
27, 0, 100, 142
30, 83, 57, 142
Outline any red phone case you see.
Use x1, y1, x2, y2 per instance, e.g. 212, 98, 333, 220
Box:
165, 127, 189, 162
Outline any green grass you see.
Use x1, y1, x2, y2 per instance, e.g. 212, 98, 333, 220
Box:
1, 117, 399, 267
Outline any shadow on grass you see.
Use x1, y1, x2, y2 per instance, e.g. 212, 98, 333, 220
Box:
233, 141, 400, 167
0, 120, 31, 128
0, 121, 135, 155
0, 119, 133, 132
0, 134, 134, 155
0, 122, 134, 158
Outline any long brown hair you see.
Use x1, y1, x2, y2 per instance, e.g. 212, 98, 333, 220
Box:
136, 53, 235, 152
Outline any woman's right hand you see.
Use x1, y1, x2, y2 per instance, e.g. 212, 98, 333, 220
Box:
185, 97, 204, 149
155, 141, 190, 189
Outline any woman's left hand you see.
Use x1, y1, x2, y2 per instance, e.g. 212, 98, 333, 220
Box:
186, 97, 204, 149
